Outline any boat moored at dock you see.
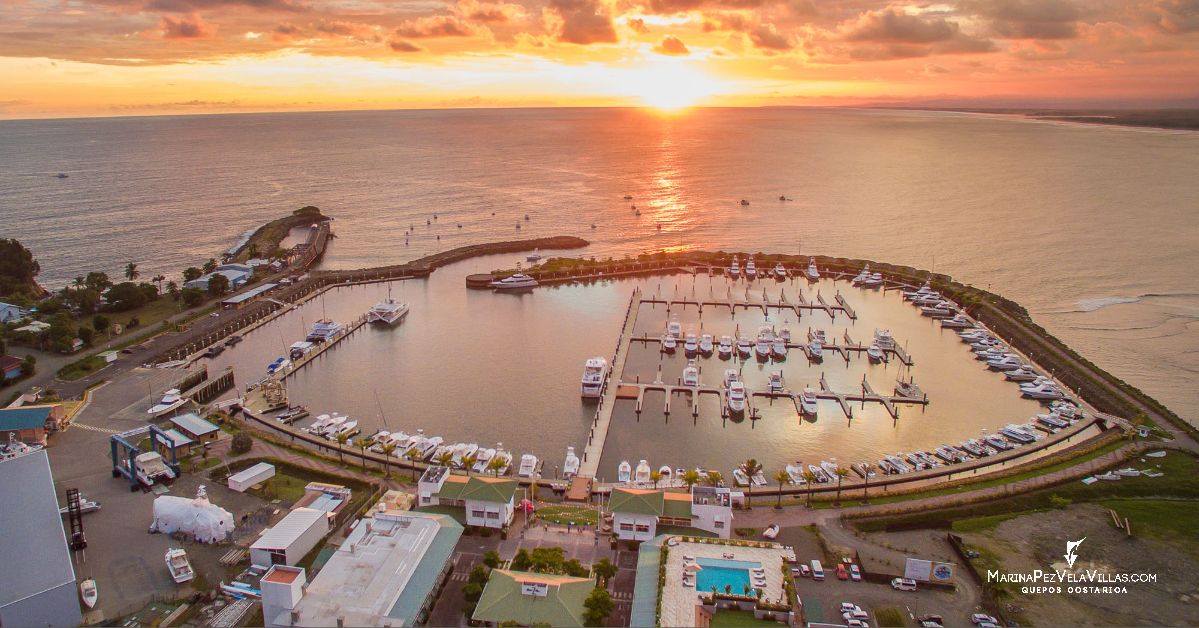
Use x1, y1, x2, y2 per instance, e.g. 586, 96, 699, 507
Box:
580, 357, 608, 398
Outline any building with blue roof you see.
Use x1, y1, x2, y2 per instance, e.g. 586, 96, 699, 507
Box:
169, 413, 221, 443
0, 406, 57, 445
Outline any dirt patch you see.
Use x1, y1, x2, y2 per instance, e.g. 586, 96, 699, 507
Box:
959, 503, 1199, 625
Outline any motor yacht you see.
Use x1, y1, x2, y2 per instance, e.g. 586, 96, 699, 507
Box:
920, 303, 954, 318
933, 446, 959, 464
329, 420, 360, 440
984, 435, 1012, 451
1021, 383, 1063, 400
661, 333, 678, 352
976, 346, 1008, 361
699, 334, 714, 355
526, 250, 542, 262
754, 327, 774, 360
866, 343, 884, 363
307, 319, 345, 342
1001, 425, 1036, 444
1051, 400, 1079, 420
315, 414, 347, 437
166, 548, 195, 584
771, 336, 788, 359
617, 460, 632, 483
785, 463, 805, 484
987, 354, 1023, 371
727, 257, 740, 278
940, 313, 972, 329
289, 341, 315, 360
658, 466, 674, 484
732, 468, 751, 486
755, 372, 780, 396
684, 333, 699, 355
736, 335, 752, 357
902, 281, 935, 301
958, 329, 989, 342
820, 461, 840, 480
884, 455, 911, 474
866, 272, 883, 287
723, 368, 740, 388
492, 446, 513, 475
580, 357, 608, 398
851, 265, 871, 286
147, 389, 187, 416
806, 258, 819, 280
744, 258, 757, 279
563, 446, 581, 478
666, 319, 682, 339
852, 462, 876, 479
472, 447, 496, 472
799, 386, 818, 416
727, 381, 747, 415
718, 335, 734, 358
959, 440, 987, 457
807, 464, 829, 483
634, 459, 651, 483
773, 262, 787, 279
490, 272, 539, 291
682, 360, 700, 387
266, 357, 291, 375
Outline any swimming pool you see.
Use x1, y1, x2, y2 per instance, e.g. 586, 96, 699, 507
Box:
694, 558, 762, 596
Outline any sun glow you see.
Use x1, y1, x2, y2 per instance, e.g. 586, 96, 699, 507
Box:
625, 59, 723, 111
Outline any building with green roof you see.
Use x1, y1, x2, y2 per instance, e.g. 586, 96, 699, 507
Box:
472, 569, 594, 627
418, 466, 519, 529
610, 486, 733, 542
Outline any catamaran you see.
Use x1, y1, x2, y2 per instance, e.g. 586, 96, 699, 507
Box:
580, 357, 608, 398
307, 319, 345, 342
367, 293, 409, 326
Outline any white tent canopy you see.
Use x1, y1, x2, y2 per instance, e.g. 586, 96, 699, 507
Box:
149, 485, 234, 543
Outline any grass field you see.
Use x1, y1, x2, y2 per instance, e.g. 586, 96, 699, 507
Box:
535, 503, 599, 526
1096, 498, 1199, 550
710, 610, 777, 627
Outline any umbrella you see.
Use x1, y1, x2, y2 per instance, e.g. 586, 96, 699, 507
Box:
685, 562, 703, 572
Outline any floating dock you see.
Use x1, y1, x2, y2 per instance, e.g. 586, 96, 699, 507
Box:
277, 314, 368, 380
577, 287, 641, 479
640, 284, 856, 320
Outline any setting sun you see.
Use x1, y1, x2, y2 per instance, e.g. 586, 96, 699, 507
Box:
625, 59, 724, 111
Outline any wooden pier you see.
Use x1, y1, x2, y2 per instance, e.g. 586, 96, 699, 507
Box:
628, 330, 914, 366
578, 288, 641, 479
277, 314, 368, 380
639, 284, 856, 320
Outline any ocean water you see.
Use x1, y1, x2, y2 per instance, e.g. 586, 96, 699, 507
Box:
2, 107, 1197, 422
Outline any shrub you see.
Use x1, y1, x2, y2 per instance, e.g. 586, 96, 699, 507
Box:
483, 550, 501, 569
875, 607, 905, 627
231, 433, 253, 454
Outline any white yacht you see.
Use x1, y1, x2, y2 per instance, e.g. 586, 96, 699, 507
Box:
806, 258, 819, 281
1004, 365, 1039, 381
658, 466, 674, 484
717, 335, 733, 358
147, 389, 187, 416
767, 370, 785, 393
727, 381, 747, 415
754, 326, 773, 360
807, 331, 824, 361
666, 319, 683, 339
563, 446, 581, 478
866, 343, 884, 362
526, 250, 542, 262
851, 265, 871, 286
307, 319, 345, 342
661, 333, 677, 352
736, 335, 752, 357
682, 360, 700, 387
920, 303, 954, 318
1021, 381, 1064, 400
773, 262, 786, 279
785, 463, 805, 484
744, 258, 757, 279
723, 368, 740, 388
684, 333, 699, 354
987, 354, 1023, 371
492, 446, 513, 475
940, 313, 972, 329
327, 420, 359, 440
771, 336, 788, 359
165, 548, 194, 584
699, 334, 714, 355
580, 357, 608, 398
490, 272, 539, 291
472, 447, 496, 472
617, 460, 632, 483
634, 459, 652, 483
727, 257, 740, 278
903, 281, 936, 301
799, 386, 818, 416
367, 298, 409, 326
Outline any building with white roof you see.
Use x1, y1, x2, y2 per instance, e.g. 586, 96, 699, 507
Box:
250, 507, 330, 568
0, 449, 82, 628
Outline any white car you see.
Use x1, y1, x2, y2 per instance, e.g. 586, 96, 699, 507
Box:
847, 620, 870, 628
971, 614, 999, 625
891, 577, 918, 591
840, 603, 858, 613
850, 564, 862, 581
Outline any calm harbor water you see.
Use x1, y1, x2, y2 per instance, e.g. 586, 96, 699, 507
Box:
207, 255, 1072, 478
3, 108, 1197, 422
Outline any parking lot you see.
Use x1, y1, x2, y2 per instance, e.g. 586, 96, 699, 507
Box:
793, 565, 981, 627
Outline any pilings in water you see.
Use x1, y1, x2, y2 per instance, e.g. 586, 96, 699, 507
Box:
278, 314, 368, 380
578, 287, 641, 479
186, 366, 235, 404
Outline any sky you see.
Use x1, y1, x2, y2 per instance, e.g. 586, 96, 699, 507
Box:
1, 0, 1198, 117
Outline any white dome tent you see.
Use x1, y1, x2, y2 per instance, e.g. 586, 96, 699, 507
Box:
149, 485, 234, 544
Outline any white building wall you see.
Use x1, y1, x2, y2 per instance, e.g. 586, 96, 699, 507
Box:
464, 498, 513, 528
251, 513, 330, 567
690, 504, 733, 538
613, 512, 658, 541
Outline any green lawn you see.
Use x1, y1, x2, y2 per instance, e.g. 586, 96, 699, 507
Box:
57, 354, 108, 381
535, 504, 599, 526
1096, 498, 1199, 548
710, 610, 777, 627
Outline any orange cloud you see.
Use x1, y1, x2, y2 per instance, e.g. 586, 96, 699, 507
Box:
653, 35, 690, 54
159, 13, 214, 39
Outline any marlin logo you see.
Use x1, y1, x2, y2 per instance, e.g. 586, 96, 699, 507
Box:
1064, 537, 1086, 568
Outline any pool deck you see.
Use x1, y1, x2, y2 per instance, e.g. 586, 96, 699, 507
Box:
660, 540, 795, 628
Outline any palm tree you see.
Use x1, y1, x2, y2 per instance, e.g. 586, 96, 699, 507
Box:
124, 261, 139, 281
72, 276, 85, 289
152, 274, 166, 293
405, 447, 422, 481
742, 458, 762, 508
380, 442, 397, 478
650, 469, 662, 489
462, 452, 478, 476
334, 431, 350, 463
682, 469, 700, 492
435, 450, 455, 468
862, 468, 870, 503
801, 470, 816, 507
773, 469, 790, 509
355, 436, 372, 468
834, 466, 850, 506
705, 470, 723, 487
487, 456, 505, 477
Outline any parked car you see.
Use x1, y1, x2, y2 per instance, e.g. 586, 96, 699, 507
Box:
916, 614, 944, 624
891, 577, 918, 591
847, 620, 870, 628
836, 564, 849, 580
971, 614, 999, 625
850, 564, 862, 581
920, 621, 943, 628
799, 564, 811, 578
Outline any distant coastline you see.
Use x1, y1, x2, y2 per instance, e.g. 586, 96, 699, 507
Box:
884, 106, 1199, 131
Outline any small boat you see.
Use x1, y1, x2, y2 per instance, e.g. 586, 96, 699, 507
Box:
745, 258, 757, 279
492, 446, 513, 475
658, 465, 673, 483
767, 370, 786, 393
56, 172, 69, 179
727, 257, 740, 278
666, 319, 683, 339
80, 578, 98, 609
851, 462, 876, 479
736, 335, 752, 357
682, 360, 700, 387
166, 548, 195, 583
661, 333, 678, 352
959, 440, 987, 457
785, 463, 805, 484
740, 199, 750, 206
723, 368, 739, 388
754, 327, 773, 360
289, 341, 314, 360
147, 389, 187, 416
933, 446, 958, 464
806, 258, 819, 281
727, 381, 747, 415
327, 420, 359, 440
771, 336, 788, 359
624, 194, 633, 200
581, 357, 608, 398
820, 461, 840, 479
1036, 413, 1069, 430
773, 263, 786, 279
526, 250, 542, 262
732, 468, 751, 486
699, 334, 714, 355
984, 435, 1013, 451
718, 335, 733, 358
315, 414, 346, 437
490, 272, 539, 290
307, 319, 345, 342
684, 333, 699, 354
799, 387, 818, 416
472, 447, 496, 472
617, 460, 632, 483
1051, 400, 1079, 420
883, 455, 911, 474
763, 524, 780, 540
275, 405, 310, 424
866, 344, 884, 363
634, 459, 651, 483
808, 464, 829, 483
224, 334, 243, 347
60, 496, 101, 516
563, 446, 581, 478
266, 356, 291, 375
